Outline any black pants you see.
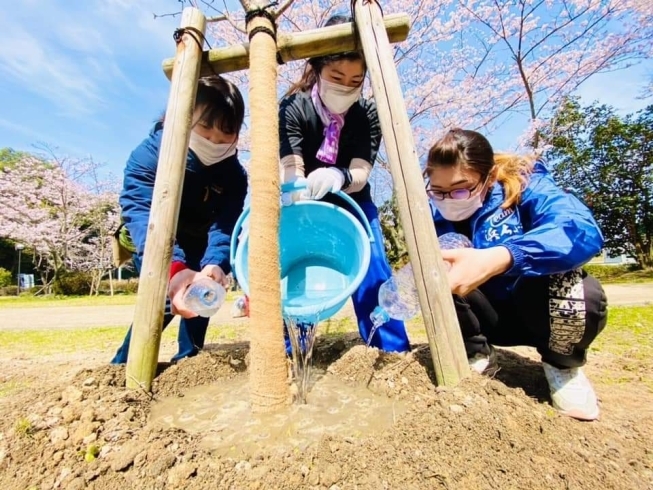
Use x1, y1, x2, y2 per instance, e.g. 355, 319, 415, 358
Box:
455, 269, 608, 368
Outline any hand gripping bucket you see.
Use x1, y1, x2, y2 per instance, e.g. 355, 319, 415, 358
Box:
230, 183, 374, 322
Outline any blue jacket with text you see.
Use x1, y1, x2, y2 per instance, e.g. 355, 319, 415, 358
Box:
432, 161, 604, 300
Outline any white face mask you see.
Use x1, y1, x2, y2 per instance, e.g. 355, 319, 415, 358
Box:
189, 131, 237, 166
432, 192, 484, 221
318, 78, 362, 114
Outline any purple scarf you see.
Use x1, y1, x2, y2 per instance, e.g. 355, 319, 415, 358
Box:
311, 84, 345, 165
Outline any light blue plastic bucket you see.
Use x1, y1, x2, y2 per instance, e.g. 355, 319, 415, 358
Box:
230, 183, 373, 322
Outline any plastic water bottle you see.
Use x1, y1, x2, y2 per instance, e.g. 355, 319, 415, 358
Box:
231, 294, 249, 318
366, 232, 472, 346
368, 263, 420, 346
182, 278, 226, 317
439, 232, 473, 250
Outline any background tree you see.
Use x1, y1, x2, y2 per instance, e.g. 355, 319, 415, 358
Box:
164, 0, 651, 267
0, 148, 35, 281
0, 148, 30, 170
543, 99, 652, 268
0, 146, 120, 293
172, 0, 651, 160
70, 198, 121, 296
378, 192, 409, 267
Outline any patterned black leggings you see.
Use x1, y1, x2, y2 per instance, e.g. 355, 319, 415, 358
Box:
455, 270, 608, 368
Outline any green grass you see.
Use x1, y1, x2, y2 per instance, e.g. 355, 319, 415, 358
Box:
589, 305, 653, 389
0, 326, 130, 355
0, 305, 650, 361
14, 418, 34, 438
0, 290, 241, 309
591, 305, 653, 355
0, 380, 25, 398
602, 269, 653, 284
583, 264, 653, 284
320, 305, 653, 355
0, 295, 137, 308
0, 322, 249, 357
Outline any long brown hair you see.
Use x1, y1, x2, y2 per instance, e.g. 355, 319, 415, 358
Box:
284, 14, 365, 97
424, 128, 535, 209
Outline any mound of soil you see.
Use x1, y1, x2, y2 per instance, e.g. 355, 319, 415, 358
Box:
0, 336, 651, 489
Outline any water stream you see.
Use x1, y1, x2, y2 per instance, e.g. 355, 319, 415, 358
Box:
285, 315, 319, 404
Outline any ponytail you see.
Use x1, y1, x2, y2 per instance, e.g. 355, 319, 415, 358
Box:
493, 153, 536, 209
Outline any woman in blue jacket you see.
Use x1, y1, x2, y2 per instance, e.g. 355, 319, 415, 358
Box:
111, 75, 248, 364
278, 14, 409, 352
424, 128, 607, 421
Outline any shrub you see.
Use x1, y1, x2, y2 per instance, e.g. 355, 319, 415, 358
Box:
53, 271, 93, 296
0, 285, 18, 296
97, 279, 139, 295
582, 264, 639, 281
0, 267, 12, 287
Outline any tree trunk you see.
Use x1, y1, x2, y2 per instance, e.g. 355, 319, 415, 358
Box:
109, 268, 114, 296
245, 3, 290, 412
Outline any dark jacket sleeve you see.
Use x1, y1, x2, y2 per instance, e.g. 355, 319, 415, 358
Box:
119, 128, 186, 263
279, 95, 305, 159
200, 160, 248, 274
352, 99, 381, 165
501, 162, 604, 276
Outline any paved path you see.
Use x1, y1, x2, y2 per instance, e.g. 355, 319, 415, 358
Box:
0, 283, 650, 331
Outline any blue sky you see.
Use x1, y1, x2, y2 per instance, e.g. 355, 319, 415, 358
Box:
0, 1, 651, 182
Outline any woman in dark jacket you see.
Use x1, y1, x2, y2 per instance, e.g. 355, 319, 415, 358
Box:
278, 15, 409, 353
111, 75, 248, 364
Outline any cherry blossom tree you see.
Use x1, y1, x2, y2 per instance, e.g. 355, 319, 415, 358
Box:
169, 0, 650, 154
156, 0, 650, 263
73, 196, 121, 295
0, 146, 120, 293
149, 0, 652, 267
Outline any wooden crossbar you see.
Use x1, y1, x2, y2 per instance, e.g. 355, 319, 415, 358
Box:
161, 13, 410, 78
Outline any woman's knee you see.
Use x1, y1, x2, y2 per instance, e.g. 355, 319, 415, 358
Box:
582, 272, 608, 337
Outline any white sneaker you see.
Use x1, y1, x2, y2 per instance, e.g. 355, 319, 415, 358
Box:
469, 354, 491, 374
542, 362, 599, 421
468, 349, 498, 375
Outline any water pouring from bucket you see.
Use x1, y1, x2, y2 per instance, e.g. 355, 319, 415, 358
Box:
284, 316, 320, 404
230, 182, 375, 402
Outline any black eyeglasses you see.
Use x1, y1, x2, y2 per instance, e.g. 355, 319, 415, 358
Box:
426, 178, 485, 201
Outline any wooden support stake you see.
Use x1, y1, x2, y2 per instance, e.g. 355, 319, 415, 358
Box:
354, 1, 470, 386
125, 7, 206, 391
244, 3, 290, 412
162, 13, 410, 78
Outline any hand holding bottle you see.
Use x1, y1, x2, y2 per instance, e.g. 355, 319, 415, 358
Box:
169, 270, 227, 318
443, 246, 513, 296
182, 277, 227, 318
168, 269, 203, 318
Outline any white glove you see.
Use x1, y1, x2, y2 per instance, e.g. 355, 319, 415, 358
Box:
306, 167, 345, 200
281, 177, 308, 206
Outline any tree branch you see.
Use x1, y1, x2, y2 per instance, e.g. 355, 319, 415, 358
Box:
206, 14, 228, 23
153, 11, 182, 20
274, 0, 296, 19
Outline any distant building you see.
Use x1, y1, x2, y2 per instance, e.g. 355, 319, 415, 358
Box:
589, 250, 637, 266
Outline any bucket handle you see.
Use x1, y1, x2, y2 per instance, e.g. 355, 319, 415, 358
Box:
229, 181, 375, 280
281, 181, 375, 243
229, 207, 250, 282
